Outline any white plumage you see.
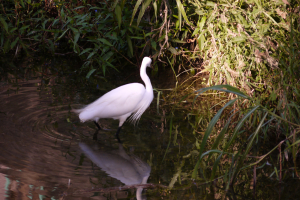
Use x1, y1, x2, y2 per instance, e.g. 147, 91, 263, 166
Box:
73, 57, 153, 142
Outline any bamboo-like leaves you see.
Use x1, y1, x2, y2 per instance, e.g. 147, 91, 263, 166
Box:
168, 47, 178, 55
1, 29, 4, 47
0, 17, 8, 33
115, 5, 122, 29
98, 38, 113, 46
86, 69, 96, 79
126, 35, 133, 57
11, 37, 19, 49
130, 0, 143, 26
198, 33, 205, 51
175, 0, 193, 27
199, 16, 206, 31
153, 1, 158, 21
57, 28, 69, 41
47, 40, 54, 53
73, 32, 80, 53
137, 0, 152, 26
79, 48, 92, 56
3, 39, 10, 53
176, 1, 182, 30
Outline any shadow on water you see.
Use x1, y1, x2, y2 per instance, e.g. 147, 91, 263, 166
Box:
0, 77, 299, 199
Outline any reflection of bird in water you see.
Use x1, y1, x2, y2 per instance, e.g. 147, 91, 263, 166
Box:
73, 57, 154, 143
79, 143, 151, 200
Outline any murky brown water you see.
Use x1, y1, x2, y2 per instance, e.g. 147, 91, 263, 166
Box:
0, 78, 299, 200
0, 78, 191, 199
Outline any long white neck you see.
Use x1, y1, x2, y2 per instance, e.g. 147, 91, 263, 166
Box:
140, 63, 153, 92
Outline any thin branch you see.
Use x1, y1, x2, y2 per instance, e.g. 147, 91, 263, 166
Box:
76, 183, 168, 194
55, 52, 74, 56
113, 46, 138, 66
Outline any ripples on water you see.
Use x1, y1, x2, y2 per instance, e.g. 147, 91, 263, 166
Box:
1, 78, 296, 200
0, 79, 159, 199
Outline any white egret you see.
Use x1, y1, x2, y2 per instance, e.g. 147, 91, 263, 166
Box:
73, 57, 153, 142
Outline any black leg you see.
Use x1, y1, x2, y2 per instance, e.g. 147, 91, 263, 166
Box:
94, 121, 101, 130
93, 130, 99, 141
115, 126, 122, 143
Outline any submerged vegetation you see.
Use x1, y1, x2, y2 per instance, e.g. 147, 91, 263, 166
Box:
1, 0, 300, 198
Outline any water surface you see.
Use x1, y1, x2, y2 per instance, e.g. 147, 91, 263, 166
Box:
0, 78, 298, 200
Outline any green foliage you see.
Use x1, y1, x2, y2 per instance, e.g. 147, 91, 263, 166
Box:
1, 0, 300, 192
0, 0, 161, 79
189, 84, 300, 187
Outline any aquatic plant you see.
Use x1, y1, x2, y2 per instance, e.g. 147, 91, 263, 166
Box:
1, 1, 300, 197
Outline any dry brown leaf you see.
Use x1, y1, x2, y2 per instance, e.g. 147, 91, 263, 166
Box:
227, 29, 237, 37
237, 24, 243, 36
282, 0, 290, 5
276, 8, 287, 19
255, 49, 263, 63
221, 14, 228, 23
255, 49, 278, 68
224, 62, 239, 77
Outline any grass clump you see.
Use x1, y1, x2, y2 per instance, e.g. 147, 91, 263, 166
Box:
1, 0, 300, 196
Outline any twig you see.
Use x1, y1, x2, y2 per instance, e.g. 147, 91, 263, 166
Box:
112, 47, 137, 66
44, 16, 58, 37
55, 52, 74, 56
76, 183, 168, 194
158, 0, 169, 60
278, 142, 282, 183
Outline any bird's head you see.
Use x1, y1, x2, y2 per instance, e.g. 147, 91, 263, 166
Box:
142, 57, 152, 68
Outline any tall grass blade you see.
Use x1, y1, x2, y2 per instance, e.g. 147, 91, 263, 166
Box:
209, 119, 231, 157
192, 99, 237, 179
224, 106, 260, 151
162, 116, 173, 162
195, 85, 250, 100
232, 112, 268, 181
57, 28, 69, 41
210, 153, 223, 180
